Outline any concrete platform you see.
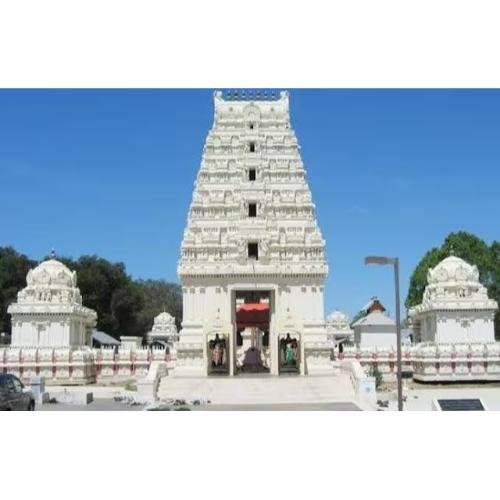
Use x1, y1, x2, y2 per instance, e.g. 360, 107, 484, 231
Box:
158, 373, 356, 405
48, 390, 93, 405
387, 386, 500, 411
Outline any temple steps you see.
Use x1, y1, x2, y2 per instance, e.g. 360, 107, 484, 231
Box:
157, 372, 356, 405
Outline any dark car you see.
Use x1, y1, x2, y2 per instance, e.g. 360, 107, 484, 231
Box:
0, 374, 35, 411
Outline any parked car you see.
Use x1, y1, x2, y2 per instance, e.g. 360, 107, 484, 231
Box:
0, 374, 35, 411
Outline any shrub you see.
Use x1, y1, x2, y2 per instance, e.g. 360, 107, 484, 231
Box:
370, 364, 383, 388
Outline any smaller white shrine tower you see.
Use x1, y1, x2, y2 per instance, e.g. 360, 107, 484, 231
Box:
146, 311, 179, 346
409, 255, 498, 344
8, 259, 97, 347
326, 310, 354, 345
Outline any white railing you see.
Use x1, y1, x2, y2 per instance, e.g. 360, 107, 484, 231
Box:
0, 345, 168, 384
338, 342, 500, 382
339, 359, 376, 408
339, 345, 414, 381
412, 342, 500, 381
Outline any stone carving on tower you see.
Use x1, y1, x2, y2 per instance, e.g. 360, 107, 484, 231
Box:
175, 90, 331, 376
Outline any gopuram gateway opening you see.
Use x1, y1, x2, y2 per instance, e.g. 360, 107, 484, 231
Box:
234, 290, 271, 374
174, 90, 333, 377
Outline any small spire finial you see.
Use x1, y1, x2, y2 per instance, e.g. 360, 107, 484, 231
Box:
50, 248, 57, 259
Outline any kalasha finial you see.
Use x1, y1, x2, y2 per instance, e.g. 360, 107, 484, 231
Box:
50, 248, 57, 259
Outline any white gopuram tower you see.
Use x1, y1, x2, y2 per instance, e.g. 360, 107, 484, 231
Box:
176, 90, 331, 377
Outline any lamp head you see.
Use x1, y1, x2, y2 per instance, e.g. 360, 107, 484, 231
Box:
365, 256, 396, 266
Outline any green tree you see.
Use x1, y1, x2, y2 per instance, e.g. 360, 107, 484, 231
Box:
110, 282, 145, 338
405, 247, 445, 310
0, 247, 36, 334
0, 248, 183, 342
66, 255, 131, 338
369, 364, 383, 389
489, 241, 500, 339
441, 232, 495, 287
135, 279, 183, 334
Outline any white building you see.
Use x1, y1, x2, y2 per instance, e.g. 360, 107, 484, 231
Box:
176, 90, 331, 376
3, 258, 98, 385
350, 298, 396, 348
353, 310, 397, 348
146, 311, 178, 346
409, 255, 498, 344
8, 258, 97, 347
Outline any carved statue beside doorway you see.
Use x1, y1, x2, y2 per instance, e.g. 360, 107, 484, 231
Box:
208, 334, 228, 374
279, 333, 300, 373
212, 342, 224, 367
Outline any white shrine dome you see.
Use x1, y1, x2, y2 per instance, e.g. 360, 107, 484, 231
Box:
154, 311, 175, 326
326, 310, 350, 327
427, 255, 479, 284
409, 254, 497, 316
10, 258, 98, 318
27, 259, 77, 288
326, 310, 353, 340
8, 257, 97, 346
150, 310, 178, 335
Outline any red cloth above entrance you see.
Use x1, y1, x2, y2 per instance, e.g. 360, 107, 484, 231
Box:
237, 303, 269, 312
236, 303, 269, 328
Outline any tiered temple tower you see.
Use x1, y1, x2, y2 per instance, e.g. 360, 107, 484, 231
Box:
176, 90, 332, 376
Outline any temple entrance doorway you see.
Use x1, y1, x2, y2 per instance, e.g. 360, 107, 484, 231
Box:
234, 290, 271, 374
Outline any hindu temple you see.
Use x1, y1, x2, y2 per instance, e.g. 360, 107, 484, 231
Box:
175, 90, 332, 377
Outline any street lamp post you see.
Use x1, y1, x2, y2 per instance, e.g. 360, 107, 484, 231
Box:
364, 256, 403, 411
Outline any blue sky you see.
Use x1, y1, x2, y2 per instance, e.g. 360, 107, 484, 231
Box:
0, 89, 499, 319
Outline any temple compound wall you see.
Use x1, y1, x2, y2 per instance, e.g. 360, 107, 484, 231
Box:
339, 343, 500, 382
0, 345, 172, 385
176, 90, 331, 377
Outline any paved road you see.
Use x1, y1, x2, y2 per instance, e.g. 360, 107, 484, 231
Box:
193, 402, 360, 411
37, 400, 361, 411
37, 400, 144, 411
